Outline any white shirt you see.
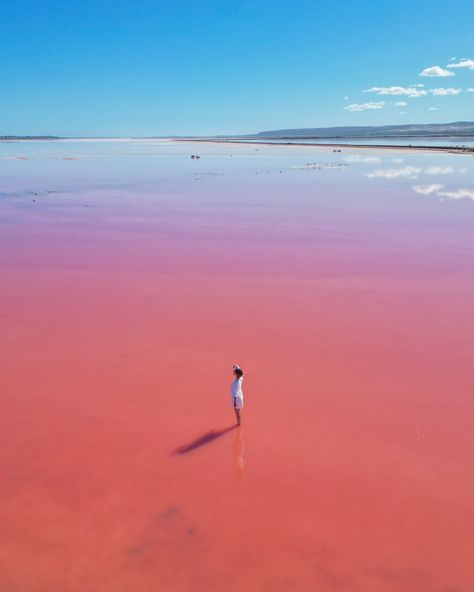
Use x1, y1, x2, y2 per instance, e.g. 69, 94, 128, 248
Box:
231, 377, 244, 400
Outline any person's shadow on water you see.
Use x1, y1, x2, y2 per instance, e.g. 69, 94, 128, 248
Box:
172, 425, 237, 455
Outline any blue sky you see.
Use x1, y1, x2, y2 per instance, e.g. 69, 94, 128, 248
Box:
1, 0, 473, 136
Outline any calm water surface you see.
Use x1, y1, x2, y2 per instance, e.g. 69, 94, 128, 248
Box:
1, 140, 473, 591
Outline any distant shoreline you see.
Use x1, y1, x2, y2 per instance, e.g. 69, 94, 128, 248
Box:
1, 135, 473, 154
174, 138, 474, 155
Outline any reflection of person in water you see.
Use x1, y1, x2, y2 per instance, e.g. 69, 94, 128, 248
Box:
231, 364, 244, 425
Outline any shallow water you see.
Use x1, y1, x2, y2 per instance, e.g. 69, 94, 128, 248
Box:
1, 140, 474, 591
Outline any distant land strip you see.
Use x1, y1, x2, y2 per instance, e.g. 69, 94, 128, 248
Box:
0, 136, 61, 140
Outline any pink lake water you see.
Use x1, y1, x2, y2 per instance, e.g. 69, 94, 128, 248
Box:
1, 139, 474, 591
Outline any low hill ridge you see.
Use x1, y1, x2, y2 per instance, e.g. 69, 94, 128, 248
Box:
255, 122, 474, 138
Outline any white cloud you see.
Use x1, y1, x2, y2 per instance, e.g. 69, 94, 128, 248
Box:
467, 88, 474, 93
364, 85, 461, 98
344, 101, 385, 112
420, 65, 454, 77
437, 188, 474, 200
425, 166, 453, 175
364, 166, 421, 179
447, 58, 474, 70
344, 95, 349, 101
365, 86, 427, 97
412, 184, 445, 194
429, 88, 461, 96
428, 107, 438, 110
395, 101, 407, 106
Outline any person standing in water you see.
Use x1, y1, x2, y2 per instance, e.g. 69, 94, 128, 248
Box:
231, 364, 244, 425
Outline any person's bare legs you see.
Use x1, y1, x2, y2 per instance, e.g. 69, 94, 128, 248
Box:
234, 407, 242, 426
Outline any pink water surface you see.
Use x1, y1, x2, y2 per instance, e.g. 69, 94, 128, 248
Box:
1, 141, 473, 591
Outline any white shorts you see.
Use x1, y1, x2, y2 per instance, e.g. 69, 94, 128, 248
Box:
233, 396, 244, 409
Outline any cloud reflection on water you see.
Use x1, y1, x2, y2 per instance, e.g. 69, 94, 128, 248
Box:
364, 166, 421, 179
411, 184, 474, 200
412, 184, 445, 194
364, 165, 460, 180
437, 188, 474, 200
343, 155, 382, 164
425, 166, 454, 175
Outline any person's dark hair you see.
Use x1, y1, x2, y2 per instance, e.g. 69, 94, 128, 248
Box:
234, 367, 244, 379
